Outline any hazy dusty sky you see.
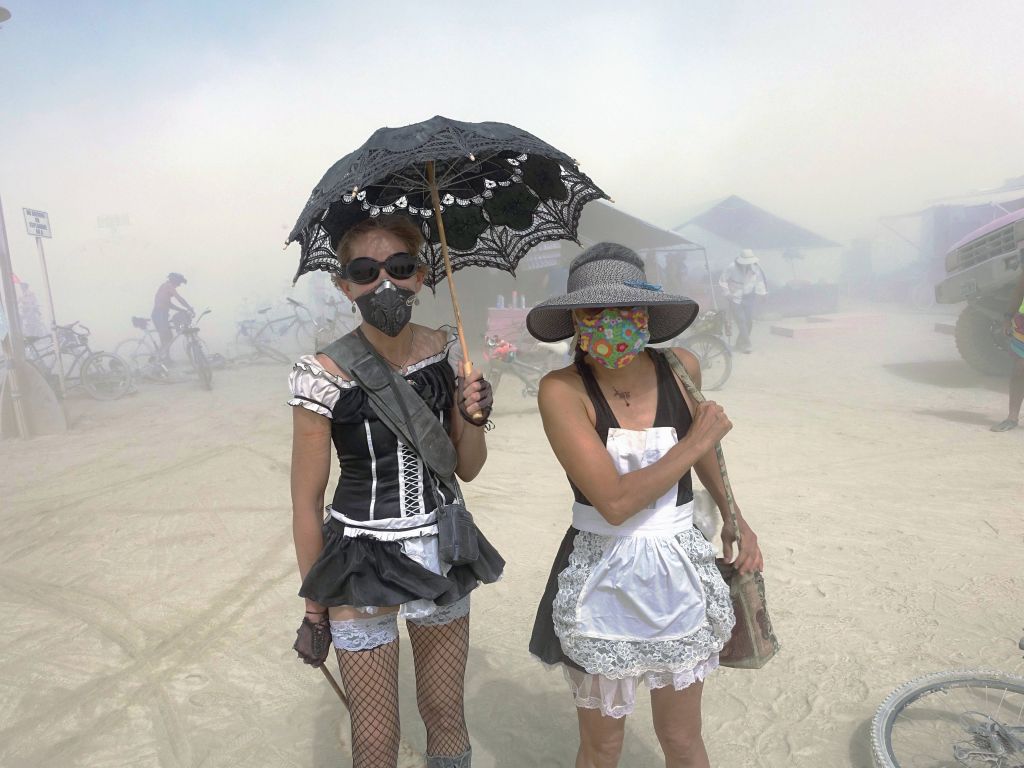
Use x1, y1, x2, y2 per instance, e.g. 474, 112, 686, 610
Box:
2, 0, 1023, 337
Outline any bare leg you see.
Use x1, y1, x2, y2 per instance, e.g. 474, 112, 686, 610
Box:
1009, 356, 1024, 420
650, 681, 709, 768
407, 612, 471, 765
575, 706, 626, 768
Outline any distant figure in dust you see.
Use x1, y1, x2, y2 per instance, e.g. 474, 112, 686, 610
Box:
990, 269, 1024, 432
151, 272, 193, 360
718, 249, 767, 353
17, 283, 47, 338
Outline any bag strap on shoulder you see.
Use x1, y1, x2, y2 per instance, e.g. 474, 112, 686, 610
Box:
319, 332, 459, 491
658, 348, 741, 545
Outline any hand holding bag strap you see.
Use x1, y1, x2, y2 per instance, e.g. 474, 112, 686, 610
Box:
319, 332, 460, 493
657, 348, 740, 547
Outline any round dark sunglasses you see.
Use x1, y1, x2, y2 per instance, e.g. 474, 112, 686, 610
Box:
342, 252, 420, 284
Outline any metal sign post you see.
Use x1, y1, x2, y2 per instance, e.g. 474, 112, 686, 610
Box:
0, 195, 32, 438
23, 207, 67, 396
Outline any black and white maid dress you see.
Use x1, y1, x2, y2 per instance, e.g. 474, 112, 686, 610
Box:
530, 351, 735, 718
287, 334, 504, 622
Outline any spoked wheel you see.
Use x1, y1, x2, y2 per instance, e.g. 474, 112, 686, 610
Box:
114, 337, 159, 373
186, 338, 214, 391
80, 353, 134, 400
254, 342, 291, 365
680, 334, 732, 391
871, 669, 1024, 768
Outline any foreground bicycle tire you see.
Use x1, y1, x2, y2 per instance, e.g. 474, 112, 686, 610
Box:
871, 669, 1024, 768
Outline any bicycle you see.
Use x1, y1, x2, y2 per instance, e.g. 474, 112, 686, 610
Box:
235, 298, 316, 363
675, 308, 733, 391
25, 322, 133, 401
178, 310, 214, 390
484, 335, 568, 398
114, 316, 163, 376
312, 296, 359, 350
870, 635, 1024, 767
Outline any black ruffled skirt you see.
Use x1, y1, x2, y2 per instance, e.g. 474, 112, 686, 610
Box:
299, 517, 504, 608
528, 526, 585, 670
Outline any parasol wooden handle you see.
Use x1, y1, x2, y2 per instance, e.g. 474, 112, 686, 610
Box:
425, 161, 481, 419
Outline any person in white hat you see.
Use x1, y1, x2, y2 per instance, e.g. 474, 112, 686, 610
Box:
718, 249, 768, 353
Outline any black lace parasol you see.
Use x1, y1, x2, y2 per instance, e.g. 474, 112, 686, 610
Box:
287, 116, 608, 288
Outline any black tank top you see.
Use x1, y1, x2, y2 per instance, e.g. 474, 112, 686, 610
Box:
568, 350, 694, 507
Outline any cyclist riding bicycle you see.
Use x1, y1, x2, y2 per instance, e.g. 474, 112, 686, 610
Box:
152, 272, 193, 360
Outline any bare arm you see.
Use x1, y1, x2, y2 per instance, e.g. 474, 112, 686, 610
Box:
670, 347, 764, 572
538, 362, 731, 526
291, 406, 332, 611
446, 336, 487, 482
451, 381, 488, 482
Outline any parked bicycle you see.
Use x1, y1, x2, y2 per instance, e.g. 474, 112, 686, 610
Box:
871, 635, 1024, 767
312, 296, 359, 350
235, 298, 316, 363
25, 322, 133, 400
484, 335, 568, 398
674, 308, 733, 391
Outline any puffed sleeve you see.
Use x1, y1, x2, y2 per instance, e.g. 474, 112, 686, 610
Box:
287, 354, 352, 419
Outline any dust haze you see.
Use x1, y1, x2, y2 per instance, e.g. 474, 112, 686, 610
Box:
1, 2, 1022, 767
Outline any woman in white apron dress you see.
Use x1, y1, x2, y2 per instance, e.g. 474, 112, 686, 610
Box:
525, 243, 764, 768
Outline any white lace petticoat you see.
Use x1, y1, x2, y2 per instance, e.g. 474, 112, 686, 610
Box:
563, 654, 720, 718
551, 525, 734, 717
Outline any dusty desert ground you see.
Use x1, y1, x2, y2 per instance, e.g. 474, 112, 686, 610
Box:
1, 305, 1022, 768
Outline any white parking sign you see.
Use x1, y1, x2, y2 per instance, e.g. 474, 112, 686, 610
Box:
23, 208, 52, 238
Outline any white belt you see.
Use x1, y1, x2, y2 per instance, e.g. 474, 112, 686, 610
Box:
329, 507, 438, 542
572, 500, 694, 538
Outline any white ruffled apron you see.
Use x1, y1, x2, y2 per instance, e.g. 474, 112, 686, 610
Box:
568, 426, 707, 643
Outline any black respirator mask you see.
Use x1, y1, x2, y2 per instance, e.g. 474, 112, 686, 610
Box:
355, 280, 417, 337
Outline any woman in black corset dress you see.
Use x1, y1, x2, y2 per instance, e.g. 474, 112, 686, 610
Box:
526, 243, 763, 768
289, 215, 503, 768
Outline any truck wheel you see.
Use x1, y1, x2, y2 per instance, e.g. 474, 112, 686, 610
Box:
954, 306, 1012, 376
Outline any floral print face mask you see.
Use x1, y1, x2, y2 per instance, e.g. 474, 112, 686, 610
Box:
574, 307, 651, 369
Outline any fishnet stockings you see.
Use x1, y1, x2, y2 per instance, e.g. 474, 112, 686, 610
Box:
408, 614, 471, 758
336, 640, 401, 768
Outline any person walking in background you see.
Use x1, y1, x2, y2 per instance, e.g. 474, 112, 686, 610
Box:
151, 272, 192, 360
718, 249, 767, 353
990, 269, 1024, 432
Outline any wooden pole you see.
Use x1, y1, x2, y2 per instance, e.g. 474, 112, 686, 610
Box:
425, 161, 473, 378
318, 663, 349, 709
0, 194, 31, 438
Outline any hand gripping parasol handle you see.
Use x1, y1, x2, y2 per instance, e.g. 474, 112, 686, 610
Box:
426, 161, 481, 418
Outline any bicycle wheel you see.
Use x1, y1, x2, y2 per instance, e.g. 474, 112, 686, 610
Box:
871, 669, 1024, 768
80, 353, 134, 400
187, 338, 214, 391
680, 334, 732, 391
114, 337, 159, 373
254, 342, 291, 365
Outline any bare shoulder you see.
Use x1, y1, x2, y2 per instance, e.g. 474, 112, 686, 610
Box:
538, 363, 585, 406
665, 346, 702, 389
314, 352, 351, 381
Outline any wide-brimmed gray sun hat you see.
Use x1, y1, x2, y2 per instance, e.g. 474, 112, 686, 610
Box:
526, 242, 699, 343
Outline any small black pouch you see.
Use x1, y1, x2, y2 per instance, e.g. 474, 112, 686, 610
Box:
436, 502, 479, 566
